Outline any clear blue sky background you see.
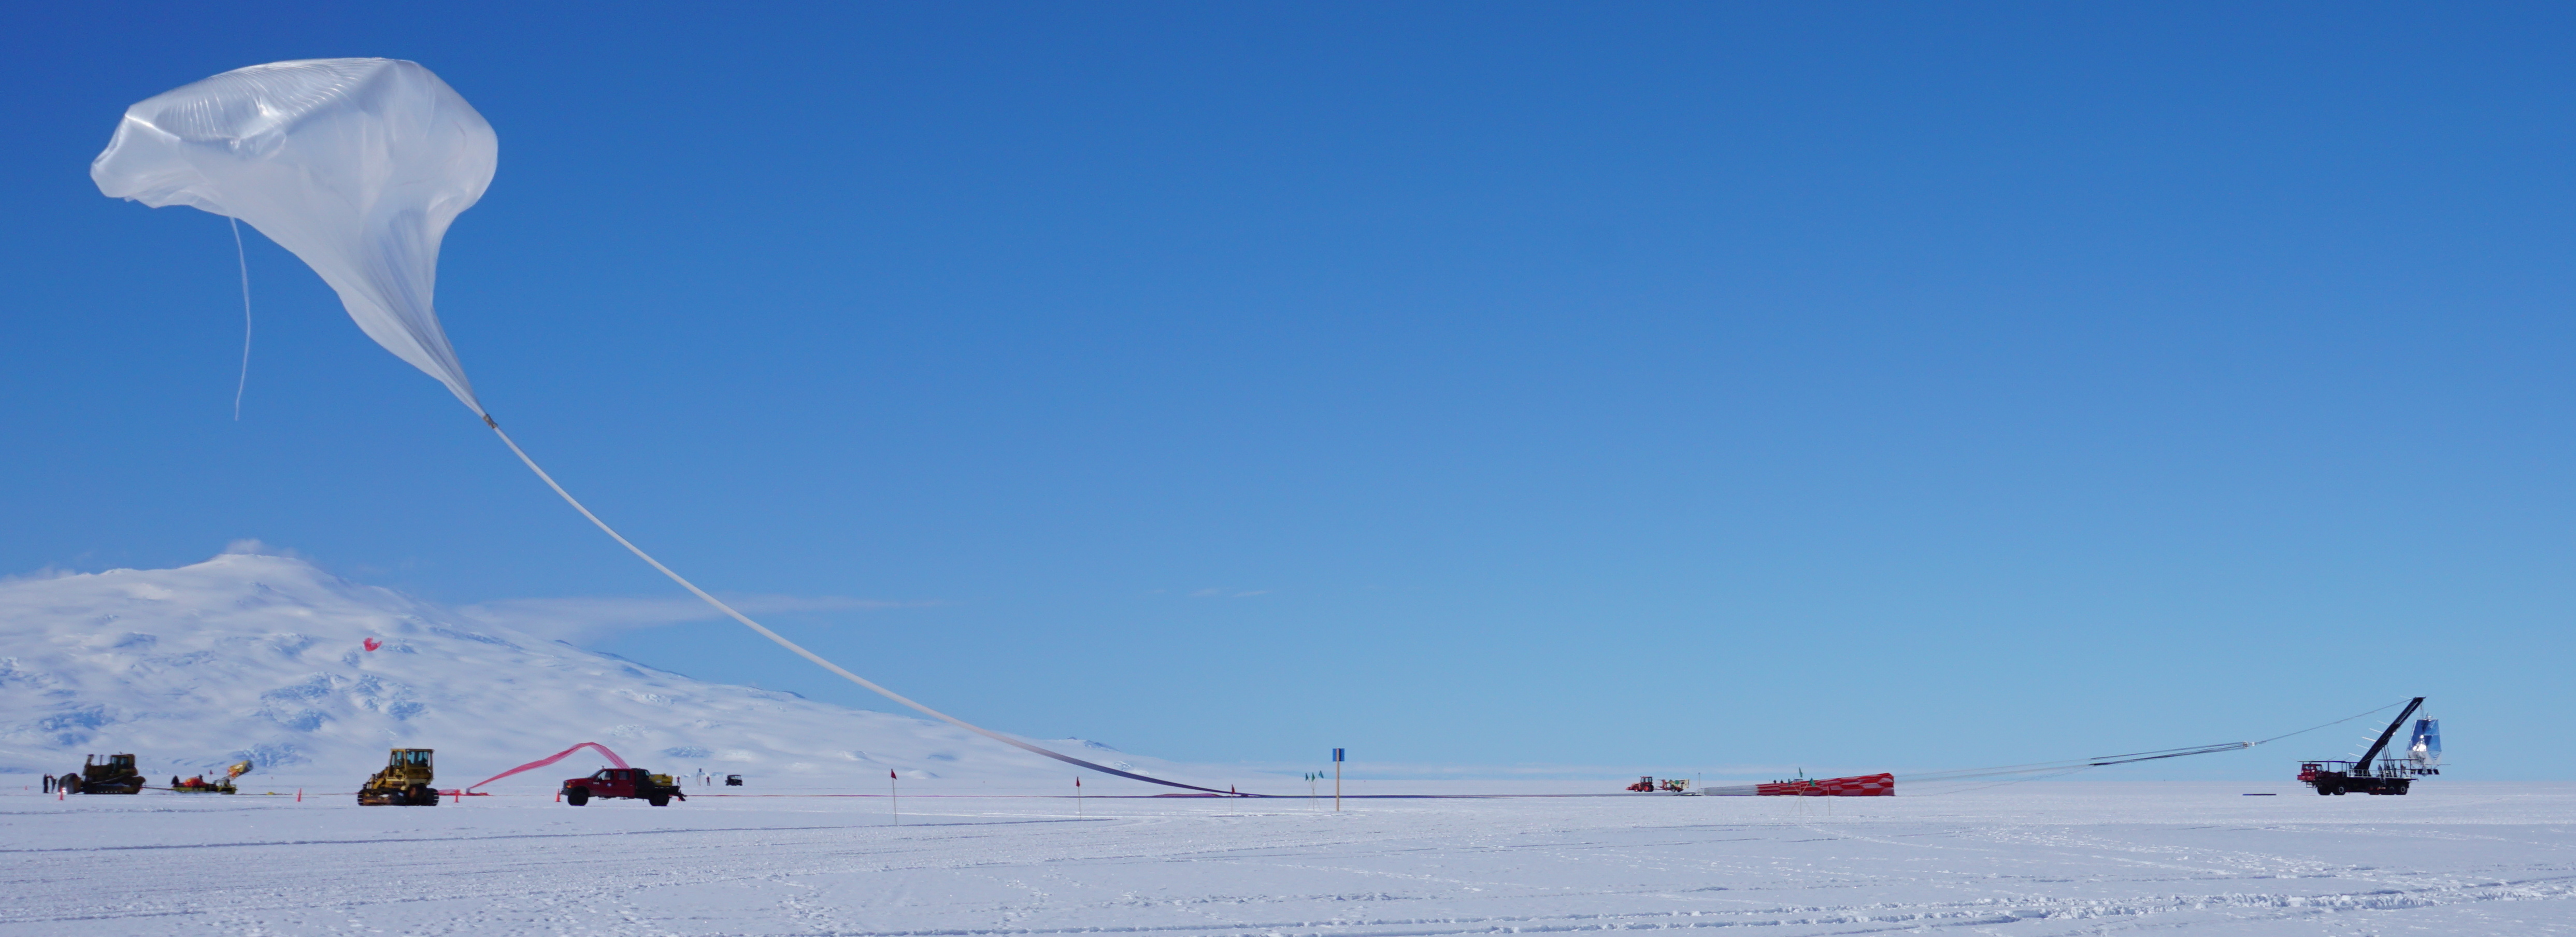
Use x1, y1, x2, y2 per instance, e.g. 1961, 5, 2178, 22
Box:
6, 3, 2570, 781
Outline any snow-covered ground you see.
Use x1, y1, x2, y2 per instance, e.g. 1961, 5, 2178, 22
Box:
3, 780, 2570, 935
8, 552, 2568, 933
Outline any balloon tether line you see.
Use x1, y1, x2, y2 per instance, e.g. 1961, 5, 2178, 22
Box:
228, 217, 251, 420
480, 416, 1237, 796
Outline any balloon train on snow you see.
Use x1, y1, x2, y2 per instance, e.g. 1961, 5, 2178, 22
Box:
88, 60, 2452, 802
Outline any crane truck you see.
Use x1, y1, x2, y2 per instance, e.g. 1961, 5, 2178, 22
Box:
2299, 697, 2439, 796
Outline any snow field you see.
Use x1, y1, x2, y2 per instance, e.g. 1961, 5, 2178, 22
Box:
3, 781, 2571, 936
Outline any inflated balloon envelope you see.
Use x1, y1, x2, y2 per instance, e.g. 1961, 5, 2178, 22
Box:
93, 59, 1236, 796
93, 58, 493, 416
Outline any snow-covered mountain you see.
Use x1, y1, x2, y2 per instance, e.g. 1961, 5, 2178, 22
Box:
0, 549, 1214, 793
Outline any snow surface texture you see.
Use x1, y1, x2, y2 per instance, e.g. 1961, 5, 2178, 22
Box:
0, 551, 1216, 793
1, 782, 2569, 935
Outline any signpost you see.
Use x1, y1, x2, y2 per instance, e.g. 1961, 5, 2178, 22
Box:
1333, 748, 1344, 812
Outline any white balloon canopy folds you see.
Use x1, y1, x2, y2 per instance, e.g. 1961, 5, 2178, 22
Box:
92, 58, 495, 415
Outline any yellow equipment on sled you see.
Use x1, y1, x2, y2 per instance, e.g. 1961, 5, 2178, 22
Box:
357, 748, 439, 806
171, 760, 253, 794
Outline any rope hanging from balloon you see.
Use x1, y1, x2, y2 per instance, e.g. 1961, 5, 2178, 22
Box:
228, 217, 252, 420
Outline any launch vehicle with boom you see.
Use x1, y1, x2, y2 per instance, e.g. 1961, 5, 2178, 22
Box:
2299, 697, 2440, 796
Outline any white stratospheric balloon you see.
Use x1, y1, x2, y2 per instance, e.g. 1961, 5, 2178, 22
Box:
93, 58, 495, 415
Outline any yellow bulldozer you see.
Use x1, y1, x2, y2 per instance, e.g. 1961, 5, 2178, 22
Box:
50, 753, 145, 794
357, 748, 441, 806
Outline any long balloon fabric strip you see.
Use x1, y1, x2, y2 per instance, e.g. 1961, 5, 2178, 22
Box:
484, 422, 1240, 796
466, 741, 629, 792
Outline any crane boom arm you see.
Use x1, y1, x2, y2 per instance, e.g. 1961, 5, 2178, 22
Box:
2354, 697, 2425, 776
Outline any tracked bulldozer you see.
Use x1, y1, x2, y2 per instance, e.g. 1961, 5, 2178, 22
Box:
52, 754, 145, 794
357, 748, 441, 806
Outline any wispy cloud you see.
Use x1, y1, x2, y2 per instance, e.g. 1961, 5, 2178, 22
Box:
458, 594, 930, 643
222, 538, 307, 559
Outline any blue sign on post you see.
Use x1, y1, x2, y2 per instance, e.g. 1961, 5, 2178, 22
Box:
1333, 748, 1344, 762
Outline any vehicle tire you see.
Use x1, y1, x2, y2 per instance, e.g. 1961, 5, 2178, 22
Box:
648, 794, 669, 806
566, 787, 590, 806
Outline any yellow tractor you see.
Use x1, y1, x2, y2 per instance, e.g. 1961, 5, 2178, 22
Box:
52, 754, 146, 794
357, 748, 440, 805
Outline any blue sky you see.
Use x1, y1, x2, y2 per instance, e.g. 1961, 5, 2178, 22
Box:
7, 3, 2572, 780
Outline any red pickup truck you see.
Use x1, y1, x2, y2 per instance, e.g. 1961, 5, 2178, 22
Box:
561, 768, 687, 806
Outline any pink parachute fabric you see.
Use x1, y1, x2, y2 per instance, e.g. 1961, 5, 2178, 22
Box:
93, 59, 1239, 797
466, 742, 630, 793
